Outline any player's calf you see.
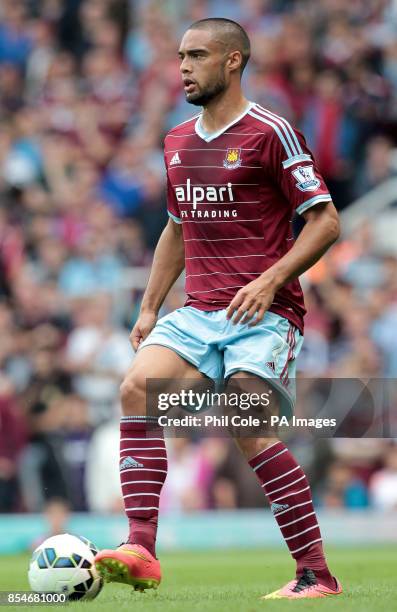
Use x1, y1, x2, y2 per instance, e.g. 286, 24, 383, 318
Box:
115, 346, 202, 565
118, 353, 168, 557
246, 440, 339, 592
229, 375, 338, 594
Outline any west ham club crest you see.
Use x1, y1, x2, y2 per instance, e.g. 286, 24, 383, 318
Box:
223, 148, 242, 169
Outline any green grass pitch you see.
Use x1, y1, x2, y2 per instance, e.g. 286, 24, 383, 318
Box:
0, 547, 396, 611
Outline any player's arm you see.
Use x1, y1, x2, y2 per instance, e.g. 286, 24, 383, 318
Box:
227, 201, 339, 325
131, 218, 185, 350
227, 126, 340, 325
269, 200, 339, 284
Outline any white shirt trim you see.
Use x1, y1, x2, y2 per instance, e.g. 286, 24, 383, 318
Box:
194, 101, 255, 142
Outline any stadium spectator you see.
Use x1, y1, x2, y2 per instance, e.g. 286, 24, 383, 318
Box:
369, 444, 397, 509
62, 394, 93, 511
18, 398, 70, 512
353, 135, 397, 199
30, 498, 71, 550
320, 461, 369, 508
85, 417, 122, 513
64, 294, 132, 422
160, 438, 216, 513
0, 1, 32, 69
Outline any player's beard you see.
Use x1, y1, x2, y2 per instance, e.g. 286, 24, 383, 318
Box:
185, 69, 227, 106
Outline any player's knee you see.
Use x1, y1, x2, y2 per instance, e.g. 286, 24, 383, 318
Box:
236, 436, 280, 459
120, 371, 146, 416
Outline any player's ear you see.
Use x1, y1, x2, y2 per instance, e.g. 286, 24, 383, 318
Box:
227, 50, 242, 74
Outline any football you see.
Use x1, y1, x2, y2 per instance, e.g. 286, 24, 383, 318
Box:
28, 534, 103, 600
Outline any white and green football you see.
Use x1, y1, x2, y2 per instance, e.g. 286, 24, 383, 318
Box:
28, 534, 103, 600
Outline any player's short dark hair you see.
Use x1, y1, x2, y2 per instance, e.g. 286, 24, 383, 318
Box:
188, 18, 251, 75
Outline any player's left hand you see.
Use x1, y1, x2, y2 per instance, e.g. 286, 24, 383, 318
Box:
226, 275, 277, 326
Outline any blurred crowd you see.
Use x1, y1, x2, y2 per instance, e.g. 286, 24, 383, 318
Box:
1, 0, 397, 518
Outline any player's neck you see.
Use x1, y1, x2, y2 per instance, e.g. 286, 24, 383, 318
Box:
200, 90, 249, 135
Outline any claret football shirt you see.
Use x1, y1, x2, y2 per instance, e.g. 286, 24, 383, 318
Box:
164, 102, 331, 333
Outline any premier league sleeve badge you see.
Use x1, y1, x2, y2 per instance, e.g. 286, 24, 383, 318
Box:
292, 165, 321, 192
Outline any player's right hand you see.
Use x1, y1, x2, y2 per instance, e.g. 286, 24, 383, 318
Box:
130, 311, 158, 351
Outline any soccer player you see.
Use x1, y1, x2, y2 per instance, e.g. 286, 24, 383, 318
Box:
95, 18, 342, 600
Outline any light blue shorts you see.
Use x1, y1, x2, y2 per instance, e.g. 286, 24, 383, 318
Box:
139, 307, 303, 418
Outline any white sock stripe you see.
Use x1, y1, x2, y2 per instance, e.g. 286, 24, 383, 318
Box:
284, 524, 320, 541
121, 421, 159, 425
253, 105, 299, 156
121, 416, 158, 421
272, 485, 310, 503
125, 506, 159, 512
121, 480, 164, 486
123, 492, 160, 498
120, 447, 166, 452
253, 448, 288, 471
131, 456, 167, 461
273, 500, 313, 517
250, 441, 283, 461
279, 512, 316, 529
262, 465, 300, 487
290, 538, 322, 555
120, 438, 164, 442
121, 421, 159, 426
265, 475, 306, 496
121, 414, 158, 418
256, 104, 303, 155
120, 468, 167, 474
